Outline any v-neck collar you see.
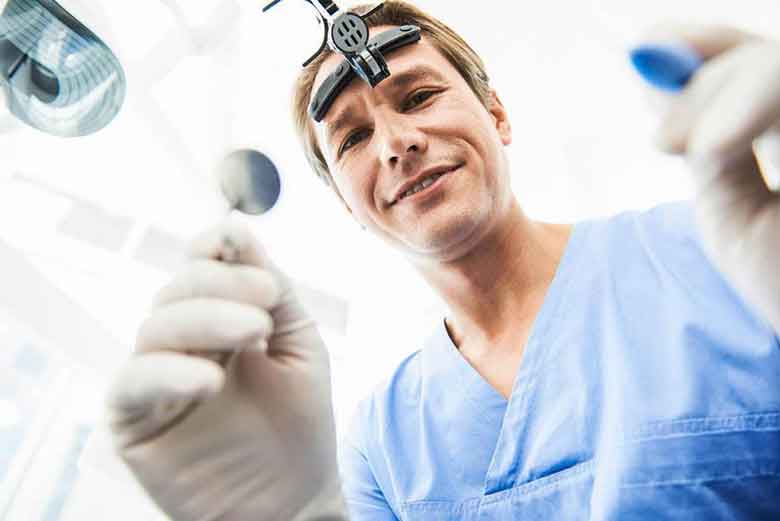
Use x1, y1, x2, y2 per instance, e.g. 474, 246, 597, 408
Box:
430, 220, 590, 406
416, 219, 592, 498
477, 219, 591, 495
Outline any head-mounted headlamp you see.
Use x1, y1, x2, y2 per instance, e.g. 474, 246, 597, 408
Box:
263, 0, 421, 122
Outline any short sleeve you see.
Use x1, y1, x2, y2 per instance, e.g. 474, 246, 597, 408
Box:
338, 404, 399, 521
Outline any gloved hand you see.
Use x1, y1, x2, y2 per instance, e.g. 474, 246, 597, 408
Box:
104, 220, 348, 521
646, 24, 780, 331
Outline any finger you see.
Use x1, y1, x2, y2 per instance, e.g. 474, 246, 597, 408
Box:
188, 222, 318, 359
639, 23, 761, 60
754, 127, 780, 191
689, 45, 780, 163
105, 352, 224, 448
136, 298, 272, 355
637, 24, 765, 153
685, 51, 780, 225
154, 259, 280, 310
656, 49, 742, 153
107, 352, 224, 413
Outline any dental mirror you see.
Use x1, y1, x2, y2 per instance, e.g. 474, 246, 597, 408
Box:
218, 148, 282, 216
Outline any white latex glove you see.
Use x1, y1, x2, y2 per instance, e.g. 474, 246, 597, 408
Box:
648, 24, 780, 331
105, 220, 348, 521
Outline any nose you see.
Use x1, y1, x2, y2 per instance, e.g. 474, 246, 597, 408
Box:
375, 112, 428, 170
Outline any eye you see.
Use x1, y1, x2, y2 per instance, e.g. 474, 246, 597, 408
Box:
403, 89, 438, 111
339, 127, 371, 156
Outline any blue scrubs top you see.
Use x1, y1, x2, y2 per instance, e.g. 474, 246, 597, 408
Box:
338, 202, 780, 520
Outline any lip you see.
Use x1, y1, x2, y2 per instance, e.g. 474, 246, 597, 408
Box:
392, 163, 464, 205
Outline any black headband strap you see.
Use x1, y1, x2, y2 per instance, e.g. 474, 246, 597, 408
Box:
309, 25, 421, 122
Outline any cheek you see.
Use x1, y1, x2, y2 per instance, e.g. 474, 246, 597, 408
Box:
433, 97, 496, 147
332, 167, 374, 214
467, 109, 505, 163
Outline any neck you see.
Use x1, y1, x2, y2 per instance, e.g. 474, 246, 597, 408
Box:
415, 199, 572, 354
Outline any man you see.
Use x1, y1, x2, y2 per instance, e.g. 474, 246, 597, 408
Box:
106, 1, 780, 519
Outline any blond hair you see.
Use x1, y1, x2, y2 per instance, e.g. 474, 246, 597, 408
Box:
291, 0, 491, 202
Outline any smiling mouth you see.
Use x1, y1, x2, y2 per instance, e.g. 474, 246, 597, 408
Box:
392, 164, 463, 205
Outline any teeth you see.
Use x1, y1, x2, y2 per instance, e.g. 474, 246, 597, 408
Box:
401, 173, 443, 199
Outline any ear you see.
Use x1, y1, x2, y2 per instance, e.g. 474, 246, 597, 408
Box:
487, 89, 512, 146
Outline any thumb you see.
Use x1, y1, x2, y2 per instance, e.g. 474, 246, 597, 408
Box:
188, 218, 294, 293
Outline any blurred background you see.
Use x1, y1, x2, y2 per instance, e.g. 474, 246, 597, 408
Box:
0, 0, 778, 518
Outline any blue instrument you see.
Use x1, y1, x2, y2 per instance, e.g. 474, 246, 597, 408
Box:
629, 44, 703, 92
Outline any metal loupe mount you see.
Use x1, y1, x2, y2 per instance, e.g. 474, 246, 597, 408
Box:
0, 0, 126, 137
262, 1, 422, 122
263, 0, 387, 86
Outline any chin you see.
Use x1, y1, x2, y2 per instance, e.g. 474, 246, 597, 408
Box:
404, 215, 485, 263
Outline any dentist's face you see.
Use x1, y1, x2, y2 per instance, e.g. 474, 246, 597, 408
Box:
313, 27, 513, 263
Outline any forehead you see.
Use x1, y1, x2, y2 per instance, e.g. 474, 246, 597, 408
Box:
311, 27, 457, 119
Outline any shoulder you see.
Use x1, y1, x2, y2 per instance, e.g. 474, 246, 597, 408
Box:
618, 201, 727, 294
584, 200, 709, 288
346, 348, 425, 450
626, 200, 699, 251
585, 200, 772, 335
589, 200, 698, 253
338, 347, 426, 511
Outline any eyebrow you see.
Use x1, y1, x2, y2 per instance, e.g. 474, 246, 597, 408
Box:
324, 65, 447, 144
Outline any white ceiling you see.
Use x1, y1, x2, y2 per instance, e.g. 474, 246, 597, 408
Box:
0, 0, 778, 370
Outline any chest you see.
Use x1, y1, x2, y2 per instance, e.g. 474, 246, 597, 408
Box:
375, 307, 780, 520
464, 337, 529, 400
